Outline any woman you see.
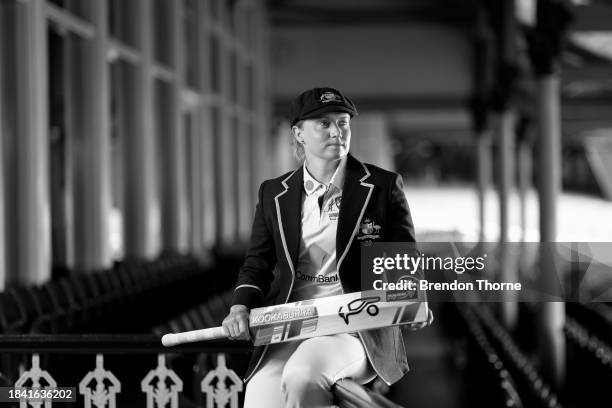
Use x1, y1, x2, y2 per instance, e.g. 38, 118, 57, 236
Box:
222, 87, 431, 407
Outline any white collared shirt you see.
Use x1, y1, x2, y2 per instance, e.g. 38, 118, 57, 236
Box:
289, 158, 347, 302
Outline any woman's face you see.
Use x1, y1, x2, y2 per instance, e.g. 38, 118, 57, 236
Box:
293, 112, 351, 163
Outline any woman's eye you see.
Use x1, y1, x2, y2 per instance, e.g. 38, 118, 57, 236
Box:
319, 121, 330, 127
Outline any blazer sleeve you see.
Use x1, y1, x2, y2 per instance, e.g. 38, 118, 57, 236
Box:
231, 181, 277, 309
386, 173, 416, 243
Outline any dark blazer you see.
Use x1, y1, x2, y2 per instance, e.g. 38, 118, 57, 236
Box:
231, 154, 416, 385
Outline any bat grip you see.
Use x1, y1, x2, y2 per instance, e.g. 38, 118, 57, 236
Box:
161, 326, 228, 347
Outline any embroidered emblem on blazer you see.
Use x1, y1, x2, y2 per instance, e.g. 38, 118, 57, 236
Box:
356, 217, 381, 241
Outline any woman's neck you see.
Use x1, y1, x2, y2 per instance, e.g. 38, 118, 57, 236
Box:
304, 156, 342, 185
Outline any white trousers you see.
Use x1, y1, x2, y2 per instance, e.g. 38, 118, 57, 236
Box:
243, 333, 375, 408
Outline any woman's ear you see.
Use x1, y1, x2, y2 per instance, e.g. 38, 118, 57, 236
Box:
292, 126, 303, 144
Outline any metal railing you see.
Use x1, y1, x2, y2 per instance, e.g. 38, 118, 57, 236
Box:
0, 334, 399, 408
0, 334, 252, 408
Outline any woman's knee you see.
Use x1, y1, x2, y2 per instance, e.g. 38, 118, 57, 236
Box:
280, 363, 329, 398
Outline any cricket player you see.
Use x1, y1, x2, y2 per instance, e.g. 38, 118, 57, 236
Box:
222, 87, 433, 407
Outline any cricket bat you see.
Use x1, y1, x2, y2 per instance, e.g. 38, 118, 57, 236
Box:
161, 290, 428, 347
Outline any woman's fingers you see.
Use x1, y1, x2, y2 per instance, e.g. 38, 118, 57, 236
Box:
238, 316, 251, 340
222, 306, 251, 340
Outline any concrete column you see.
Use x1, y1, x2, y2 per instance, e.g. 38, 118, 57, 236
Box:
123, 0, 160, 260
537, 75, 565, 388
253, 8, 272, 185
11, 0, 51, 285
517, 127, 533, 242
51, 47, 75, 272
0, 2, 8, 291
162, 0, 189, 253
217, 41, 237, 246
349, 113, 393, 170
71, 0, 112, 272
198, 108, 215, 253
237, 119, 252, 241
0, 47, 4, 290
235, 52, 252, 242
476, 130, 493, 242
497, 110, 518, 329
253, 71, 270, 184
584, 133, 612, 200
517, 122, 533, 282
183, 110, 202, 257
197, 2, 217, 254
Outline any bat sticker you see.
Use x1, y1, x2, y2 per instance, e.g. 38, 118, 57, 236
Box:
337, 296, 380, 324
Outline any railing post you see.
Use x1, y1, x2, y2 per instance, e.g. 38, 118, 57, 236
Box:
141, 354, 183, 408
201, 354, 243, 408
79, 354, 121, 408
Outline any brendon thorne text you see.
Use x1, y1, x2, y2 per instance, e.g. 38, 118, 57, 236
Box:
373, 279, 522, 292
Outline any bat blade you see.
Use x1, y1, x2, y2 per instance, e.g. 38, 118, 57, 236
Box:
249, 290, 428, 346
161, 290, 428, 347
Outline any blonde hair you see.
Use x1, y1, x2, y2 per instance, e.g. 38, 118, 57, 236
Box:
290, 121, 305, 163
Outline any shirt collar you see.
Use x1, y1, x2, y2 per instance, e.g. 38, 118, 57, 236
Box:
303, 157, 346, 196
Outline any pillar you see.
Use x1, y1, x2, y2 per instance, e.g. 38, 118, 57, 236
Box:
217, 38, 237, 246
517, 119, 533, 243
71, 0, 112, 272
162, 0, 188, 254
0, 38, 4, 290
10, 0, 51, 285
537, 75, 565, 388
498, 110, 518, 329
123, 0, 160, 259
197, 1, 216, 255
476, 130, 493, 242
527, 0, 572, 388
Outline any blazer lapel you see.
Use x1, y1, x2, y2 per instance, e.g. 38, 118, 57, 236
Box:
274, 167, 303, 274
337, 155, 374, 272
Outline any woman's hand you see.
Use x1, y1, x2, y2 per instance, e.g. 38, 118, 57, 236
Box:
406, 308, 434, 331
222, 305, 251, 340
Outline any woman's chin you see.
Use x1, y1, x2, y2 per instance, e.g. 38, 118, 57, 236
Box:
326, 147, 347, 157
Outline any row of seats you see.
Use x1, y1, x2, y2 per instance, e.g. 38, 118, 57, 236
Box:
0, 255, 206, 335
457, 305, 525, 408
566, 302, 612, 345
565, 316, 612, 408
565, 317, 612, 368
153, 290, 233, 336
475, 306, 563, 408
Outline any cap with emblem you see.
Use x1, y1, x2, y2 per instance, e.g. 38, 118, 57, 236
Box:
289, 87, 358, 126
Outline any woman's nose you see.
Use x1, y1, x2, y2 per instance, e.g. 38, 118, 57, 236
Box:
329, 123, 341, 137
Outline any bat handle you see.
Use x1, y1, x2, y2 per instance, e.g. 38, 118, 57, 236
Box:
161, 326, 228, 347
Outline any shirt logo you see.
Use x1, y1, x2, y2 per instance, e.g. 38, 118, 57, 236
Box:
320, 92, 341, 103
326, 196, 341, 221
